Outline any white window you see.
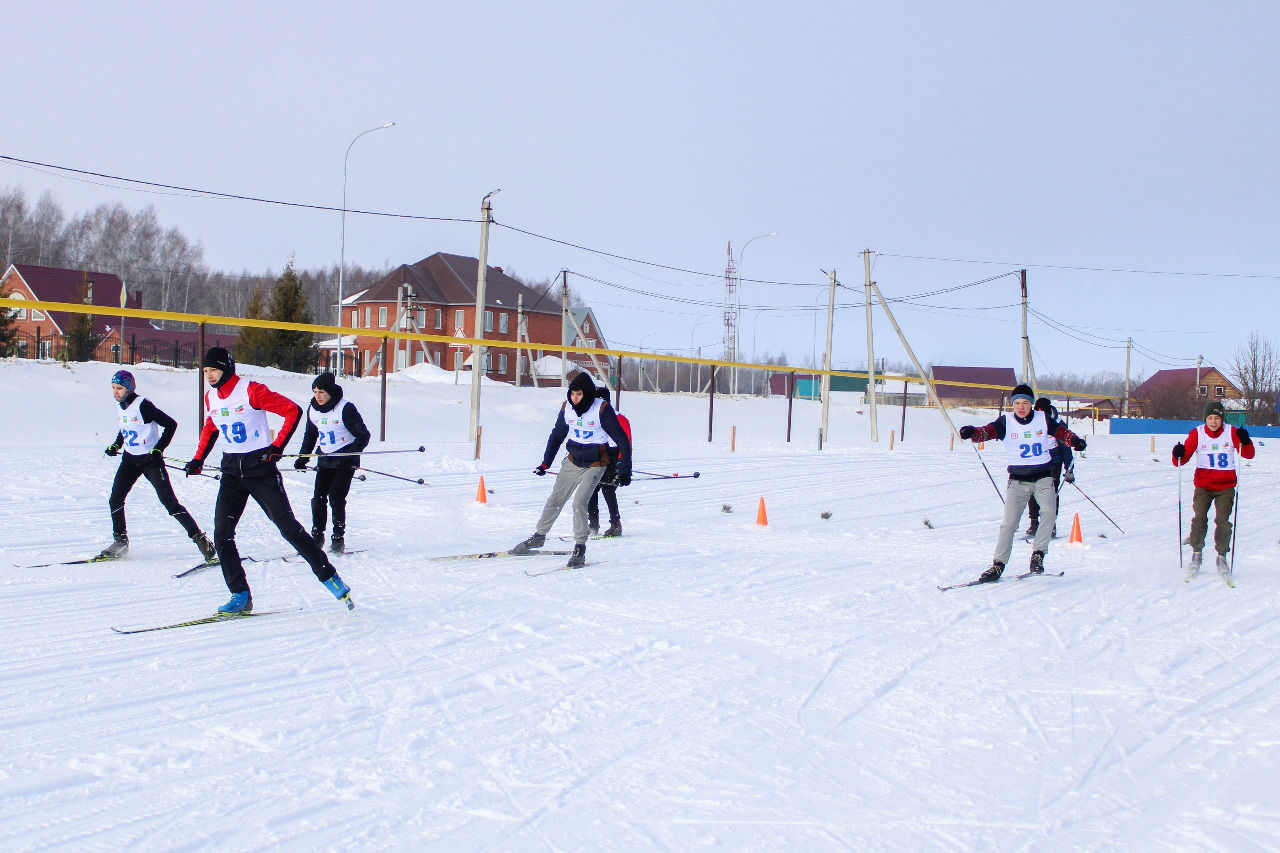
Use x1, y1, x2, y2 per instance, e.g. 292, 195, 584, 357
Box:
432, 350, 441, 366
363, 350, 371, 371
498, 353, 507, 373
453, 350, 463, 370
1215, 386, 1225, 398
1198, 385, 1208, 397
350, 309, 359, 328
484, 310, 493, 332
395, 348, 407, 370
498, 313, 509, 334
364, 307, 371, 327
8, 293, 25, 319
416, 309, 426, 328
378, 306, 388, 327
414, 349, 425, 365
435, 309, 443, 329
32, 309, 44, 321
585, 339, 596, 349
584, 320, 591, 334
484, 351, 492, 371
455, 309, 465, 329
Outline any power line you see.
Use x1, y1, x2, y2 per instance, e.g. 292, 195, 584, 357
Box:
879, 251, 1280, 282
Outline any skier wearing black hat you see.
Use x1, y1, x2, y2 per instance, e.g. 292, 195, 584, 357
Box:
184, 347, 353, 613
958, 383, 1087, 582
1025, 396, 1075, 539
1171, 400, 1255, 577
100, 369, 216, 563
511, 372, 632, 567
294, 372, 370, 553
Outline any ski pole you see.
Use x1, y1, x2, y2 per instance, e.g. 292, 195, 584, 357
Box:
1069, 480, 1125, 534
969, 442, 1005, 504
285, 445, 426, 459
1229, 480, 1239, 573
165, 462, 219, 481
632, 470, 701, 480
1177, 460, 1184, 568
286, 467, 365, 481
356, 466, 427, 486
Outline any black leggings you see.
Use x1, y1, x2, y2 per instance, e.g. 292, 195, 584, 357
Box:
109, 454, 201, 539
311, 466, 356, 535
588, 450, 620, 524
1028, 462, 1064, 523
213, 466, 335, 594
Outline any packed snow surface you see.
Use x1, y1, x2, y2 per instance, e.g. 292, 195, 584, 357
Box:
2, 359, 1277, 851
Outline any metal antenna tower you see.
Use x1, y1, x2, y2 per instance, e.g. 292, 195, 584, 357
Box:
723, 241, 738, 391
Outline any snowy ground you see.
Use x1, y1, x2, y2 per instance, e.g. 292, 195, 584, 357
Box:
2, 358, 1278, 852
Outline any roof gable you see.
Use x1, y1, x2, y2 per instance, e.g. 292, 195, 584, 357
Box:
353, 253, 559, 314
930, 366, 1019, 398
1132, 367, 1239, 398
7, 264, 140, 335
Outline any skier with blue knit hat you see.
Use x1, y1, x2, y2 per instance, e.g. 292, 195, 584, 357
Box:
100, 369, 216, 563
957, 383, 1087, 582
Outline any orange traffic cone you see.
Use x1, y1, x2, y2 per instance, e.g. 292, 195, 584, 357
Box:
756, 497, 768, 526
1068, 512, 1083, 545
475, 476, 488, 504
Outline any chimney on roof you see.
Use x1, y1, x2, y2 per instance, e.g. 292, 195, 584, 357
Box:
492, 267, 503, 274
133, 290, 143, 309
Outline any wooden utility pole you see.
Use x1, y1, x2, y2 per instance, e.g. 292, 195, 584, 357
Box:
864, 250, 878, 442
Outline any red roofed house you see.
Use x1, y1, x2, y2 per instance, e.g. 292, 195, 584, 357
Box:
332, 253, 605, 381
1, 264, 231, 366
930, 366, 1019, 407
1129, 367, 1242, 419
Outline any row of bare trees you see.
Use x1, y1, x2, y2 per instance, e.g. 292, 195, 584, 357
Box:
0, 186, 388, 330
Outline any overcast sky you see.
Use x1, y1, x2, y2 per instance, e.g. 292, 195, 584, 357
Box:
4, 1, 1277, 384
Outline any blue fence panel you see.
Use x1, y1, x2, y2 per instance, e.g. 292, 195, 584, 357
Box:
1110, 417, 1280, 438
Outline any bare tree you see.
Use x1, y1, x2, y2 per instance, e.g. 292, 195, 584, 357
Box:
1229, 331, 1279, 425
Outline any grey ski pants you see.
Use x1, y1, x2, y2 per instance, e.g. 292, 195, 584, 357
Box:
994, 475, 1057, 567
534, 455, 607, 545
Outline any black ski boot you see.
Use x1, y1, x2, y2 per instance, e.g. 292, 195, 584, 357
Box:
310, 529, 324, 547
1029, 551, 1045, 575
602, 519, 622, 538
979, 560, 1005, 583
98, 534, 129, 560
1024, 519, 1039, 537
510, 533, 546, 555
330, 536, 345, 554
567, 544, 586, 568
193, 533, 218, 564
587, 508, 600, 536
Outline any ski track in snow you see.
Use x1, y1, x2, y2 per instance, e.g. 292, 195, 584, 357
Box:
1, 360, 1279, 851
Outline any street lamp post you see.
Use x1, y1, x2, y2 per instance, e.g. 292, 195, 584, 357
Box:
337, 121, 395, 378
733, 231, 776, 394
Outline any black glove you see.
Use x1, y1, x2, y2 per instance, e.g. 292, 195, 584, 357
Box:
261, 445, 284, 464
959, 425, 975, 440
105, 440, 122, 457
533, 464, 548, 476
618, 471, 632, 487
1236, 427, 1251, 445
1070, 436, 1086, 452
1063, 466, 1075, 483
184, 458, 204, 477
1171, 442, 1185, 461
294, 457, 309, 471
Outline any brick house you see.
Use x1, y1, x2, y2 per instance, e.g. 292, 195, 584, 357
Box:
1, 263, 231, 366
1129, 367, 1242, 418
331, 253, 607, 381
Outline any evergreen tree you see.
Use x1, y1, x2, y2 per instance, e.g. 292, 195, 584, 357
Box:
264, 261, 316, 371
0, 287, 17, 356
235, 288, 271, 366
63, 275, 104, 361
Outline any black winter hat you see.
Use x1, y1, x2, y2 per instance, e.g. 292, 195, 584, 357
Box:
1204, 400, 1226, 419
312, 372, 340, 395
1011, 384, 1035, 403
568, 372, 596, 415
202, 347, 235, 387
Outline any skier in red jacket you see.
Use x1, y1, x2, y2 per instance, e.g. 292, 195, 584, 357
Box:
1172, 400, 1255, 576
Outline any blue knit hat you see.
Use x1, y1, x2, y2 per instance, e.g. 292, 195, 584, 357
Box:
110, 370, 135, 392
1011, 383, 1034, 403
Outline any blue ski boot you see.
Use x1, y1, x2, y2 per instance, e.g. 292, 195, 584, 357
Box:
323, 573, 354, 610
217, 591, 252, 614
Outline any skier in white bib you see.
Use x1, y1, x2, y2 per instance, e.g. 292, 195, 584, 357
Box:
101, 369, 216, 564
294, 371, 370, 553
511, 372, 632, 567
958, 383, 1087, 582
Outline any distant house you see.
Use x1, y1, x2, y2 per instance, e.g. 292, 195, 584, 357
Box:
332, 253, 607, 381
1066, 398, 1122, 420
1, 263, 229, 366
768, 373, 869, 399
930, 366, 1019, 406
1129, 367, 1242, 418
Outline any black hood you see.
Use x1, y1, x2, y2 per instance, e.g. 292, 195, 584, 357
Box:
568, 373, 596, 416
